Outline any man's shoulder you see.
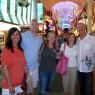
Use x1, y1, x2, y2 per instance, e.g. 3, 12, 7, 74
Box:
88, 33, 95, 40
37, 35, 42, 39
21, 31, 30, 36
21, 31, 30, 34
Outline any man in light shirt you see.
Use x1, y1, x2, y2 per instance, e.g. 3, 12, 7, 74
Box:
21, 19, 42, 95
77, 23, 95, 95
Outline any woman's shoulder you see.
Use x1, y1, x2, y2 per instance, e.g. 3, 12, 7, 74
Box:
2, 47, 9, 53
1, 47, 10, 58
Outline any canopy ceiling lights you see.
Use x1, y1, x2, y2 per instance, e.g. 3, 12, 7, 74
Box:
51, 1, 81, 29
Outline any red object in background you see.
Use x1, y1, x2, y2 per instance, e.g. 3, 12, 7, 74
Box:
39, 24, 44, 32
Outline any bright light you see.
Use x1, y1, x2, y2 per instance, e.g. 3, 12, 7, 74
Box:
0, 22, 20, 31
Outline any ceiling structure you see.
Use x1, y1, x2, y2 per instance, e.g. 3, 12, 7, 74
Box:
41, 0, 85, 29
41, 0, 85, 11
41, 0, 94, 31
51, 1, 81, 28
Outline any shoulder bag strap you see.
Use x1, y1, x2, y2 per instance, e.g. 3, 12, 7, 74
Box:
39, 43, 44, 56
63, 43, 66, 52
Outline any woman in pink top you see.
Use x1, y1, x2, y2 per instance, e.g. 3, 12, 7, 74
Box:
1, 27, 29, 95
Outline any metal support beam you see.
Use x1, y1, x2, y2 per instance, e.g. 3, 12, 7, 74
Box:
86, 0, 93, 32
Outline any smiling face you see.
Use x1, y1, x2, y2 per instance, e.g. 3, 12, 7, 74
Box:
30, 20, 39, 33
68, 34, 75, 45
11, 31, 20, 45
77, 23, 86, 37
48, 32, 56, 45
66, 33, 76, 46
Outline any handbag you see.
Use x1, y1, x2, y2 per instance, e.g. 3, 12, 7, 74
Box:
56, 43, 68, 75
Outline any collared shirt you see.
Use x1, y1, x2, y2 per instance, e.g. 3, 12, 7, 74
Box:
21, 31, 42, 70
77, 34, 95, 72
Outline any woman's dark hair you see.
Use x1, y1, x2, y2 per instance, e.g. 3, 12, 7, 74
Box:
0, 48, 2, 53
5, 27, 23, 52
66, 33, 77, 46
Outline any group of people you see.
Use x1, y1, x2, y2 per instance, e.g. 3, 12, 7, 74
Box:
1, 19, 42, 95
0, 18, 95, 95
59, 23, 95, 95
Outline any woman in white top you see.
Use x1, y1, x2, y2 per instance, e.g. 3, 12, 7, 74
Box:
60, 33, 77, 95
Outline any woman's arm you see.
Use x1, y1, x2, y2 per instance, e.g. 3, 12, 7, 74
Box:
24, 64, 29, 78
2, 63, 15, 94
56, 51, 63, 59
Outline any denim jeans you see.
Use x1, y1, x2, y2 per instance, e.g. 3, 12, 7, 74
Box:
39, 70, 55, 95
78, 71, 93, 95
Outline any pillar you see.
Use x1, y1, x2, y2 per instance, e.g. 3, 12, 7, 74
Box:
86, 0, 93, 32
32, 0, 37, 19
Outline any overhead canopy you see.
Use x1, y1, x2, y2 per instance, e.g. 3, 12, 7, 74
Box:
41, 0, 86, 29
41, 0, 85, 11
51, 1, 81, 24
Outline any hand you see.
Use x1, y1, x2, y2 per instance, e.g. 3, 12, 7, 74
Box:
26, 75, 33, 88
26, 75, 33, 93
56, 51, 63, 59
9, 85, 15, 95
